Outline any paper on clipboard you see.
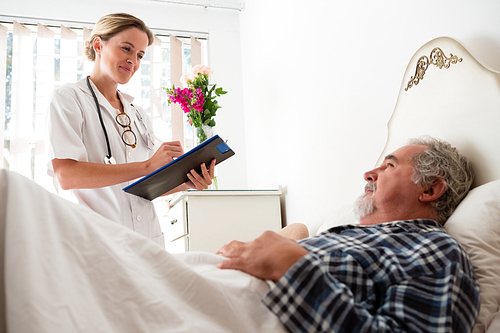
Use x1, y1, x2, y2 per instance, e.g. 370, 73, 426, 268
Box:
123, 135, 235, 200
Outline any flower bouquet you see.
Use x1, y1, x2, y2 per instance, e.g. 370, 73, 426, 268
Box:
164, 65, 227, 144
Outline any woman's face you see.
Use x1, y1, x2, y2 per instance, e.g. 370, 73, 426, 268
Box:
94, 27, 149, 85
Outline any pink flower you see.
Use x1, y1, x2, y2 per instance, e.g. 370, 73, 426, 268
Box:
193, 88, 205, 112
167, 87, 199, 114
191, 64, 213, 75
180, 65, 214, 86
180, 72, 196, 86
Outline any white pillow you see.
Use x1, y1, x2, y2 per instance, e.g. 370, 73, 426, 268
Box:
486, 311, 500, 333
316, 205, 358, 235
444, 179, 500, 333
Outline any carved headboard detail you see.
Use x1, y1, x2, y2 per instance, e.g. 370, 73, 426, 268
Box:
405, 47, 463, 91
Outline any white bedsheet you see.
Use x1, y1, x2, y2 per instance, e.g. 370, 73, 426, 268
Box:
0, 169, 286, 333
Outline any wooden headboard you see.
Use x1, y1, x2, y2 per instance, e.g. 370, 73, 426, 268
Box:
377, 36, 500, 188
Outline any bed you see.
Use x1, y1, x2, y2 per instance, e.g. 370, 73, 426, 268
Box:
0, 169, 287, 333
1, 36, 500, 332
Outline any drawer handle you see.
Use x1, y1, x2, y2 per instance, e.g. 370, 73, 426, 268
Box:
170, 219, 178, 225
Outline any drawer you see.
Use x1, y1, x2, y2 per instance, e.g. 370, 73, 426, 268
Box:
165, 235, 189, 253
160, 198, 188, 243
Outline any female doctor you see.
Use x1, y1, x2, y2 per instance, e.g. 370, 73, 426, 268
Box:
46, 13, 215, 248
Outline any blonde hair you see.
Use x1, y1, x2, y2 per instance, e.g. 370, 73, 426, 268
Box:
84, 13, 154, 61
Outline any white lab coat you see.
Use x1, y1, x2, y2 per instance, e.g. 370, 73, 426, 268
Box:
46, 78, 165, 248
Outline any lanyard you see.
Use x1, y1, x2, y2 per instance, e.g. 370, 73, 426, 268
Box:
86, 76, 116, 164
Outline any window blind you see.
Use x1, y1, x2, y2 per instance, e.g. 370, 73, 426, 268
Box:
1, 18, 204, 193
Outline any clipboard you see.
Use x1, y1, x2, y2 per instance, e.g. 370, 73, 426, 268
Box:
123, 135, 235, 200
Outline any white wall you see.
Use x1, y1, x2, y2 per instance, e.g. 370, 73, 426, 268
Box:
3, 0, 247, 190
239, 0, 500, 233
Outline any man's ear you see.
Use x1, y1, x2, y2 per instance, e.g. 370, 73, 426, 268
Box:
419, 178, 446, 203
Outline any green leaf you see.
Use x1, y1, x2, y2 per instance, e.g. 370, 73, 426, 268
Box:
215, 87, 227, 95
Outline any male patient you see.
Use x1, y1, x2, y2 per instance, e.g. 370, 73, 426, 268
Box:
217, 137, 480, 333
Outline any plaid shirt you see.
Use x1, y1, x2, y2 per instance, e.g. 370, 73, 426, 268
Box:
263, 219, 480, 333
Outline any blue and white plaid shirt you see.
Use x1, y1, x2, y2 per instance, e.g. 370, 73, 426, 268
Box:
263, 219, 480, 333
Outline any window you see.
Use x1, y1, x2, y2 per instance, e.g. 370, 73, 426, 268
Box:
0, 19, 206, 194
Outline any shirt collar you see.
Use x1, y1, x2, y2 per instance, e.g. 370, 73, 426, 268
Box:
77, 78, 136, 112
116, 89, 135, 104
325, 219, 443, 234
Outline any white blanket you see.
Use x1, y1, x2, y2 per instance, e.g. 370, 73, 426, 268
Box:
0, 169, 286, 333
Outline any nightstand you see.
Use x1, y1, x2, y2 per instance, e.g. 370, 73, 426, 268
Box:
160, 188, 283, 253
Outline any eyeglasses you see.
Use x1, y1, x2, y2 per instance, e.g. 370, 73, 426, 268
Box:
115, 110, 137, 148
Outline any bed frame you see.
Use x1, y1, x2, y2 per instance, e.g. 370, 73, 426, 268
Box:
377, 36, 500, 188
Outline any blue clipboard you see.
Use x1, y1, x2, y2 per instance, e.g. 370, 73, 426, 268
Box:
123, 135, 235, 200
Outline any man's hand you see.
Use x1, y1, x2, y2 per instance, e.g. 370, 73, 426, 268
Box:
216, 231, 309, 282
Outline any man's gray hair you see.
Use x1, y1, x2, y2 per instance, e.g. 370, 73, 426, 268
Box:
408, 136, 474, 224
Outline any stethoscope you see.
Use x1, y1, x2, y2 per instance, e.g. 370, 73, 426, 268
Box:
86, 76, 155, 165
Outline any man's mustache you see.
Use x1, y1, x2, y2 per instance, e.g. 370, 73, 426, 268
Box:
365, 181, 376, 193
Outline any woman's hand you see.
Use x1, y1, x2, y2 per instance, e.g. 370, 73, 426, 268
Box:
185, 158, 216, 190
147, 141, 184, 173
162, 158, 217, 196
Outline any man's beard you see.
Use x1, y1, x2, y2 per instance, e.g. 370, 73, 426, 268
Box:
354, 182, 376, 220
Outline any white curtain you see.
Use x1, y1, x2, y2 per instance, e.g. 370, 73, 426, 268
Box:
1, 20, 203, 193
0, 24, 7, 176
170, 35, 184, 145
10, 21, 33, 181
35, 23, 56, 190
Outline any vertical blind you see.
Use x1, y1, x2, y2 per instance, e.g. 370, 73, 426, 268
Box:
0, 19, 205, 194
